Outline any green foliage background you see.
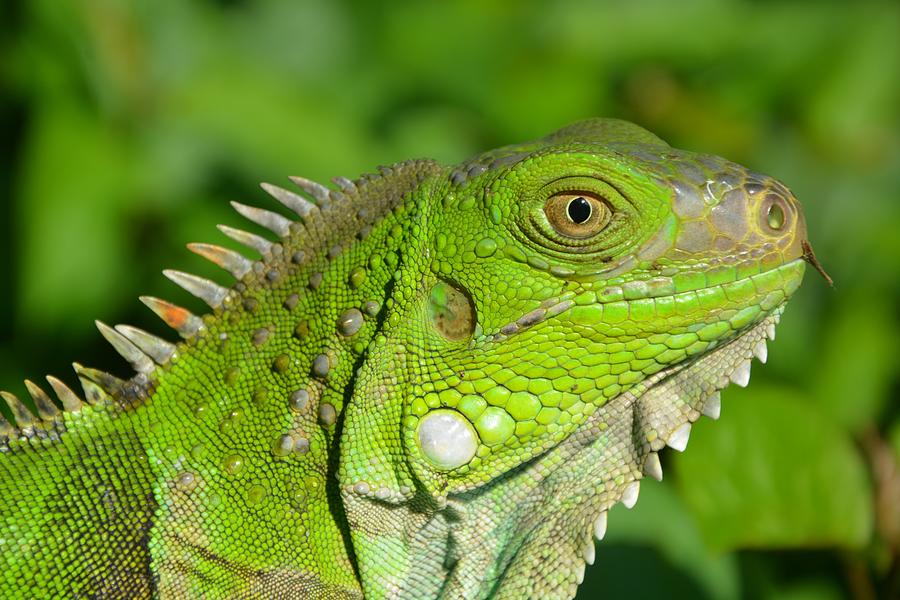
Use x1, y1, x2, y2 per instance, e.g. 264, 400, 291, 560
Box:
1, 1, 898, 598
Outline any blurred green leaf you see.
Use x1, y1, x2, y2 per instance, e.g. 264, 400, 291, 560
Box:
580, 483, 740, 600
890, 419, 900, 463
17, 101, 137, 333
812, 296, 900, 432
673, 384, 873, 551
765, 580, 845, 600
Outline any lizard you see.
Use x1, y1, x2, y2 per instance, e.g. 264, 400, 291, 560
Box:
0, 118, 819, 599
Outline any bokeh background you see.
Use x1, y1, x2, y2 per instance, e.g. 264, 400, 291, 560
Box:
1, 0, 898, 598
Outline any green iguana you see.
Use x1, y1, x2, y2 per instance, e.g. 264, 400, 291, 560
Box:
0, 119, 821, 599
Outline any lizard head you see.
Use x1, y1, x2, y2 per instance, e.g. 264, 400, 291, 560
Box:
340, 119, 809, 598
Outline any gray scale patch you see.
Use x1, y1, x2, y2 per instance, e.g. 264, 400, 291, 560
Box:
467, 164, 487, 178
337, 309, 364, 337
273, 434, 294, 457
252, 328, 270, 346
334, 175, 355, 192
289, 389, 309, 412
312, 354, 331, 378
698, 154, 724, 171
770, 179, 791, 198
637, 224, 675, 262
363, 301, 380, 317
175, 471, 197, 491
517, 308, 545, 328
294, 437, 310, 455
743, 182, 764, 196
677, 161, 707, 186
630, 149, 660, 164
671, 180, 706, 219
676, 221, 714, 253
488, 152, 528, 169
549, 265, 575, 277
710, 188, 749, 241
715, 171, 742, 189
714, 236, 736, 252
318, 403, 336, 426
500, 323, 518, 336
283, 294, 300, 311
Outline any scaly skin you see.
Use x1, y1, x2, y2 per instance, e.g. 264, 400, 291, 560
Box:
0, 119, 808, 599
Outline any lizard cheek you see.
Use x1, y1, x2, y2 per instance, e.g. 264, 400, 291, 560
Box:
417, 409, 479, 470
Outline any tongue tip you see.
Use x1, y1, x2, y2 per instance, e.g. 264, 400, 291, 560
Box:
801, 240, 834, 288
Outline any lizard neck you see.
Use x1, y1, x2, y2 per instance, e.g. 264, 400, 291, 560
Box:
134, 162, 441, 596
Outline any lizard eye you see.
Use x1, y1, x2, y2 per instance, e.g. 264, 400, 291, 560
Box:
544, 192, 612, 239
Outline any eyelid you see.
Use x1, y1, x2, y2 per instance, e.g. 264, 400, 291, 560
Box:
543, 192, 611, 239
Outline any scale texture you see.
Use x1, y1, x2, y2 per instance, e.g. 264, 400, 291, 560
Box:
0, 119, 808, 599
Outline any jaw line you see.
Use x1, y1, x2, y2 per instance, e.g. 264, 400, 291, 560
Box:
439, 310, 784, 597
559, 310, 784, 585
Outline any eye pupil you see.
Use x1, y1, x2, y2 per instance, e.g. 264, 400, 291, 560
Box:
567, 197, 592, 224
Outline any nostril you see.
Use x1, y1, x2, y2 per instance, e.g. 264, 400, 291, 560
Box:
760, 193, 790, 234
766, 202, 785, 230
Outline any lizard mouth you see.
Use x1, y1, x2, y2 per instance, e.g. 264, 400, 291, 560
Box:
492, 256, 806, 343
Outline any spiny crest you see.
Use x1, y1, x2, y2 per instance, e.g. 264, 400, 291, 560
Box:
24, 380, 59, 421
1, 160, 439, 440
95, 321, 156, 374
162, 271, 230, 309
0, 373, 87, 446
186, 243, 253, 279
